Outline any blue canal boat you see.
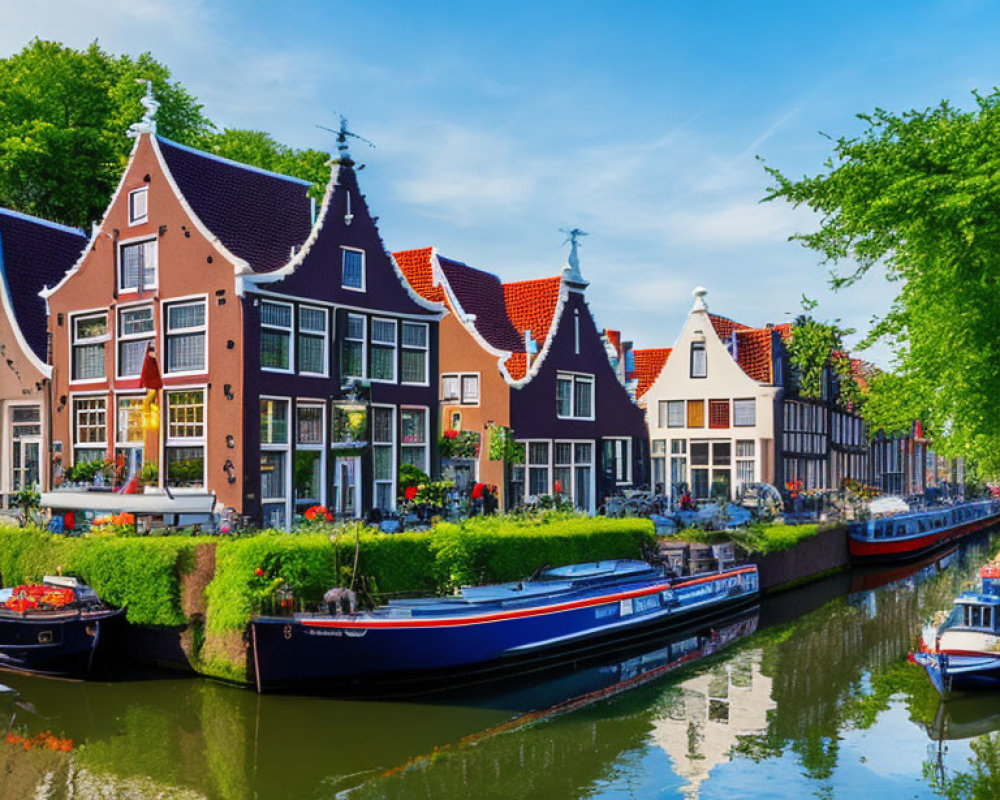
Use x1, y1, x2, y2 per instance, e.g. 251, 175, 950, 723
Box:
250, 559, 759, 693
911, 559, 1000, 693
0, 577, 123, 678
849, 498, 1000, 563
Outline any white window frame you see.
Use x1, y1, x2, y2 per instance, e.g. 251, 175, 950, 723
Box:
163, 296, 208, 377
399, 406, 430, 473
555, 372, 595, 421
163, 386, 207, 492
666, 400, 685, 428
369, 317, 398, 384
341, 247, 366, 292
690, 341, 707, 378
71, 393, 108, 465
441, 374, 460, 403
400, 322, 429, 386
70, 310, 109, 385
552, 439, 596, 513
460, 374, 480, 405
736, 439, 756, 488
118, 236, 158, 293
295, 401, 327, 512
297, 305, 328, 377
260, 396, 292, 529
128, 187, 148, 226
116, 302, 155, 379
260, 300, 294, 374
604, 437, 632, 484
341, 313, 367, 382
525, 440, 553, 499
371, 403, 397, 512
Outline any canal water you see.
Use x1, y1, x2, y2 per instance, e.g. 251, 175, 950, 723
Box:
2, 534, 1000, 800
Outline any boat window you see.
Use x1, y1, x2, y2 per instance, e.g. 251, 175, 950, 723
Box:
970, 605, 983, 628
918, 518, 927, 532
985, 607, 994, 630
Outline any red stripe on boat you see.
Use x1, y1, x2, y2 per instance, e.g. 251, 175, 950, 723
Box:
299, 567, 757, 630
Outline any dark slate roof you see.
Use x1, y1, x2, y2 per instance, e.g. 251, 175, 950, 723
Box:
0, 208, 86, 360
438, 257, 523, 352
156, 137, 313, 273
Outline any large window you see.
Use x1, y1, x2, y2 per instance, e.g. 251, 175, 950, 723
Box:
260, 397, 290, 528
371, 406, 395, 511
670, 440, 687, 492
734, 398, 756, 427
295, 404, 325, 513
736, 440, 755, 487
73, 396, 106, 464
400, 322, 428, 384
297, 306, 327, 375
165, 389, 204, 488
690, 341, 707, 378
117, 306, 154, 378
652, 439, 666, 490
72, 313, 107, 382
261, 301, 292, 372
341, 314, 365, 380
119, 239, 157, 291
556, 373, 594, 419
603, 438, 632, 484
165, 300, 206, 374
342, 248, 365, 290
527, 441, 551, 497
400, 408, 428, 470
553, 441, 594, 511
370, 318, 397, 382
115, 395, 145, 478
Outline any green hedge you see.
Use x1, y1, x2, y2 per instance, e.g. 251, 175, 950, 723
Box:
0, 528, 200, 626
678, 522, 822, 555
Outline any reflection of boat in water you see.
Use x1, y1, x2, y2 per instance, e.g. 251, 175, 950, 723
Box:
925, 692, 1000, 742
849, 545, 959, 595
911, 559, 1000, 692
251, 560, 759, 694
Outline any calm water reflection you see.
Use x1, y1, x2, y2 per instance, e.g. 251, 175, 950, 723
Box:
3, 533, 1000, 800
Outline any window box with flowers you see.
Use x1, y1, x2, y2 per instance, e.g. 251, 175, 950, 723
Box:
439, 429, 480, 459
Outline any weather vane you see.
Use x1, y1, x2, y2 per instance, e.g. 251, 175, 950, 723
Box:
560, 227, 589, 285
316, 115, 375, 160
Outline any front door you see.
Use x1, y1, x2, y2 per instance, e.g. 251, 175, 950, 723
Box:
334, 456, 362, 518
10, 405, 42, 495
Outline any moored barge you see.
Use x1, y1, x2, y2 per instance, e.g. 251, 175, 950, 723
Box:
250, 559, 759, 694
848, 499, 1000, 564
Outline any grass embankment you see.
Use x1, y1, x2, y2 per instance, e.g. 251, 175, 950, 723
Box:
0, 516, 655, 683
676, 522, 822, 555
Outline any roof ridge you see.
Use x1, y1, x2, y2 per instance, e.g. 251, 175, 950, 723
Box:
156, 136, 312, 187
0, 207, 86, 238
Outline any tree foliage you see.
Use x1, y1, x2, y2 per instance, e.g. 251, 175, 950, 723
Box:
765, 92, 1000, 476
0, 39, 329, 228
785, 295, 863, 409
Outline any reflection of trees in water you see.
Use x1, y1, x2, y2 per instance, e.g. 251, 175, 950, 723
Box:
927, 732, 1000, 800
733, 538, 997, 785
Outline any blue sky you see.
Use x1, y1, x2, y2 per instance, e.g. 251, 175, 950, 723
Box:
4, 0, 1000, 361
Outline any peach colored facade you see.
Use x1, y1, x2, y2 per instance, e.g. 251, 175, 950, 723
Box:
438, 312, 509, 498
45, 135, 245, 511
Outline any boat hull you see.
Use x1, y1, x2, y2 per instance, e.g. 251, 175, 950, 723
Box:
849, 508, 1000, 564
0, 608, 124, 678
913, 650, 1000, 694
251, 565, 759, 694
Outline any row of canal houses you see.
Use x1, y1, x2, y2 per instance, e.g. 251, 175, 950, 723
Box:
0, 94, 952, 525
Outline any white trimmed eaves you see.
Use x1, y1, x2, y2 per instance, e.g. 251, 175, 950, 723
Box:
40, 138, 142, 302
150, 136, 249, 275
504, 278, 570, 390
430, 249, 509, 359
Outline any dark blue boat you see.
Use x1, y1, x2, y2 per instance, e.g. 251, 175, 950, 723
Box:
250, 559, 759, 694
0, 577, 123, 678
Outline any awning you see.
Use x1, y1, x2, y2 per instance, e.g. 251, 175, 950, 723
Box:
40, 491, 216, 515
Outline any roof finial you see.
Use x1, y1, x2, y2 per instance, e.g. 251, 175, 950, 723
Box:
692, 286, 708, 312
560, 227, 589, 286
128, 80, 159, 138
317, 116, 375, 163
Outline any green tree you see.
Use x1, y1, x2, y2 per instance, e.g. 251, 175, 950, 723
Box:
764, 92, 1000, 475
0, 39, 211, 227
785, 295, 863, 409
0, 39, 332, 228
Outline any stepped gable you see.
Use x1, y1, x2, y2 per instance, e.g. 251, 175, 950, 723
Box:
502, 276, 563, 380
394, 248, 443, 303
632, 348, 672, 399
0, 208, 86, 360
439, 257, 523, 353
157, 137, 312, 272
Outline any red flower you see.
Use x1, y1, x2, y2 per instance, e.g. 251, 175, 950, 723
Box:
405, 486, 418, 501
254, 568, 265, 577
553, 480, 563, 494
471, 483, 486, 500
443, 429, 459, 439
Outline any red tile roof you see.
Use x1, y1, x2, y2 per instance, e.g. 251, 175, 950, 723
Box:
502, 276, 563, 379
394, 248, 444, 303
632, 348, 672, 399
604, 329, 622, 358
708, 314, 751, 341
709, 313, 781, 383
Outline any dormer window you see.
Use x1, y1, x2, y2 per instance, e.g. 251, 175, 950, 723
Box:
129, 188, 148, 225
690, 342, 707, 378
342, 248, 364, 291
